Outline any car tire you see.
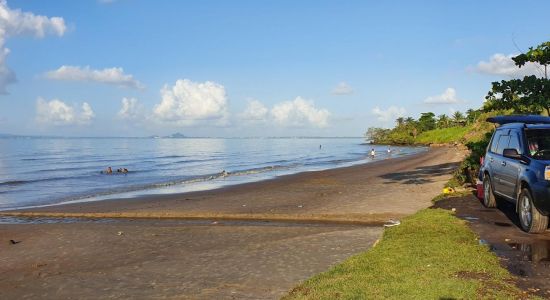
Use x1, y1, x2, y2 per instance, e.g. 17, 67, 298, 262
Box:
483, 175, 497, 208
518, 188, 548, 234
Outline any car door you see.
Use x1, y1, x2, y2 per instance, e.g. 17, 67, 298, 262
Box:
492, 133, 510, 195
485, 130, 502, 186
499, 131, 521, 199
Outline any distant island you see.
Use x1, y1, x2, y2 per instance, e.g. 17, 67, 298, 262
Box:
149, 132, 187, 139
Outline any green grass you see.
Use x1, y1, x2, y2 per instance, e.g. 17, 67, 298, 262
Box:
415, 126, 471, 144
284, 209, 524, 300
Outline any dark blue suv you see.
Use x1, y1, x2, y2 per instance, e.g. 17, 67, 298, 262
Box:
481, 115, 550, 233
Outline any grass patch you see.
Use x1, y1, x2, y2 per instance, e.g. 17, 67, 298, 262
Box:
415, 126, 471, 144
432, 190, 473, 203
284, 209, 523, 299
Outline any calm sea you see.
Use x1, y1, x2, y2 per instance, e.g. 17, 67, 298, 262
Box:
0, 137, 425, 210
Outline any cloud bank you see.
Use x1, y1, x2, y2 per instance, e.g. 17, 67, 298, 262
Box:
36, 97, 94, 125
475, 53, 544, 78
118, 97, 143, 120
0, 0, 66, 94
153, 79, 228, 124
372, 106, 406, 122
423, 88, 463, 104
45, 66, 144, 89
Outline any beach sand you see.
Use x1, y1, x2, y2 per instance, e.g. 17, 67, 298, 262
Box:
0, 146, 464, 299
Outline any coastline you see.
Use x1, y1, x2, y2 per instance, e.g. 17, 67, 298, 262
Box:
4, 146, 462, 222
0, 146, 465, 299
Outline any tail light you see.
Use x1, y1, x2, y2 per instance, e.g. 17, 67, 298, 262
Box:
545, 166, 550, 180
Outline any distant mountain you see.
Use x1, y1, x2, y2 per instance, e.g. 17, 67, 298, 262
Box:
166, 132, 187, 138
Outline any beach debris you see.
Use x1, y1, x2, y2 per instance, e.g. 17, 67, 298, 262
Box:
117, 231, 124, 236
451, 208, 456, 212
211, 221, 219, 225
9, 239, 21, 245
384, 219, 401, 227
443, 187, 455, 194
297, 205, 303, 208
242, 204, 246, 207
505, 238, 511, 242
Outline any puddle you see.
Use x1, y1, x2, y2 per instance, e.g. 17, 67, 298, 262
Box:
506, 241, 550, 263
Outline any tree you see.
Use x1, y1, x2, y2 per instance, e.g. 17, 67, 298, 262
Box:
418, 112, 436, 132
465, 109, 481, 124
395, 117, 405, 128
452, 111, 465, 126
436, 114, 450, 128
485, 41, 550, 115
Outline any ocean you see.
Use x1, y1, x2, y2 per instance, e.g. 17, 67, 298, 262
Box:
0, 137, 425, 210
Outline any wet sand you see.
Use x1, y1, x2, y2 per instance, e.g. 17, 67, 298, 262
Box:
0, 146, 464, 299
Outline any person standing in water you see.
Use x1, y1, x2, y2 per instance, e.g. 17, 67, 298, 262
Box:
370, 148, 375, 158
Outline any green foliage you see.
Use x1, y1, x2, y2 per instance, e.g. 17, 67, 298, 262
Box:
485, 40, 550, 115
285, 209, 523, 299
418, 112, 436, 132
415, 126, 470, 144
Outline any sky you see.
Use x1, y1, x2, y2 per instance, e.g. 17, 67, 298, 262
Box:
0, 0, 549, 137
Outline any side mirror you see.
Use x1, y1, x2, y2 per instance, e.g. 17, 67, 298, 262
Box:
503, 148, 521, 159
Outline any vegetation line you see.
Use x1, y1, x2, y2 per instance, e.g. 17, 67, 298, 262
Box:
283, 208, 524, 299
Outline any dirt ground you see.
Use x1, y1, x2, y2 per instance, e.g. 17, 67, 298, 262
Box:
434, 194, 550, 298
0, 147, 463, 299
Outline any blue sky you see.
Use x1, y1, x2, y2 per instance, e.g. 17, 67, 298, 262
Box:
0, 0, 549, 137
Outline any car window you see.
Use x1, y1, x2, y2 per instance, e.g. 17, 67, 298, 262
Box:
526, 129, 550, 159
490, 131, 502, 153
507, 132, 522, 154
496, 135, 510, 155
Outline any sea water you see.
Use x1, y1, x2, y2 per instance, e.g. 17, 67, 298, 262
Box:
0, 137, 425, 210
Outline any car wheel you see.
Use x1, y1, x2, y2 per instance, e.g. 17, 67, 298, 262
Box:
483, 175, 496, 208
518, 188, 548, 234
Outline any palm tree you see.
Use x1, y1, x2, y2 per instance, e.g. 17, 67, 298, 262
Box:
452, 111, 465, 126
437, 114, 450, 129
395, 117, 405, 128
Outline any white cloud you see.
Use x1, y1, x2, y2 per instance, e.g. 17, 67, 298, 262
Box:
331, 82, 354, 95
153, 79, 228, 124
117, 97, 143, 120
423, 88, 463, 104
270, 97, 330, 128
240, 99, 268, 121
475, 53, 544, 78
0, 1, 66, 94
36, 97, 94, 125
372, 106, 406, 122
45, 66, 144, 89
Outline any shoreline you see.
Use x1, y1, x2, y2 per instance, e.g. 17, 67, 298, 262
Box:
0, 146, 465, 299
4, 146, 463, 221
1, 145, 426, 213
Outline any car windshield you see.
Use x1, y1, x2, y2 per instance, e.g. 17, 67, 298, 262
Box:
526, 129, 550, 160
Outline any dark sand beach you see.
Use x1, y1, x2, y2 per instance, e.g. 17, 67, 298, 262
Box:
0, 146, 463, 299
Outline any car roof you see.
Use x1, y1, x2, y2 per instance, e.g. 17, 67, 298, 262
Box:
487, 115, 550, 125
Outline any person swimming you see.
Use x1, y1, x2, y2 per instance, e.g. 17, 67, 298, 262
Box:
117, 168, 129, 174
103, 166, 113, 174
